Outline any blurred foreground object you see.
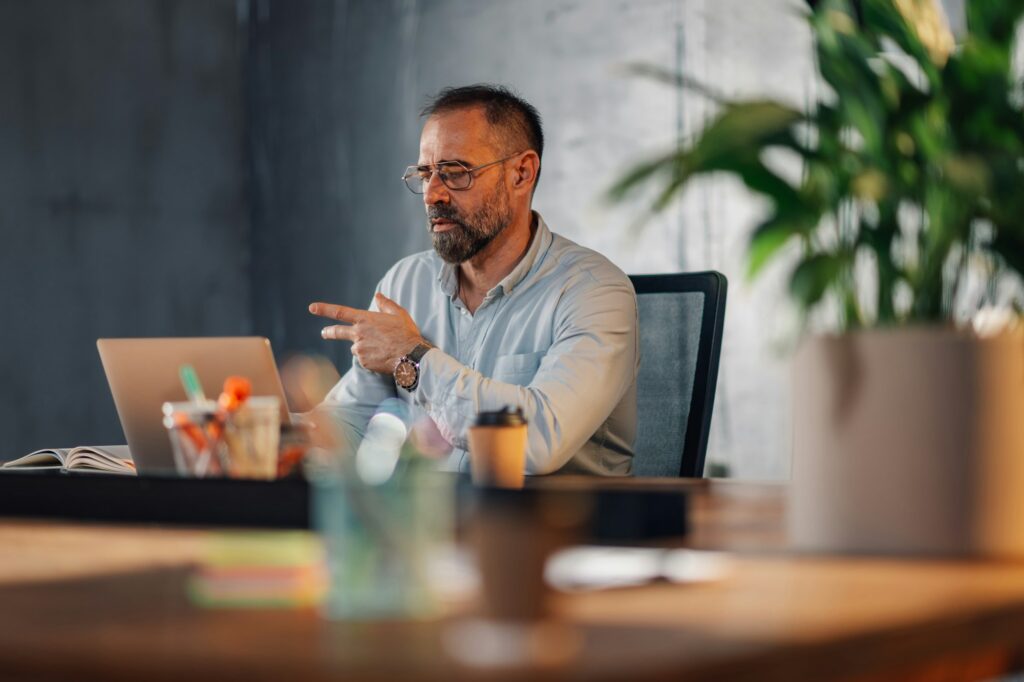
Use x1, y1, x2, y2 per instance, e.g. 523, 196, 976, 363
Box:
281, 354, 340, 413
445, 488, 589, 668
612, 0, 1024, 555
277, 354, 344, 476
286, 355, 458, 620
188, 531, 326, 608
791, 328, 1024, 556
309, 400, 454, 620
545, 546, 732, 592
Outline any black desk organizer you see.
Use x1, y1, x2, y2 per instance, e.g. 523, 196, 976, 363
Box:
0, 472, 687, 542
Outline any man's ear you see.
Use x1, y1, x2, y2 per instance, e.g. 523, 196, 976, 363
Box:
512, 152, 540, 191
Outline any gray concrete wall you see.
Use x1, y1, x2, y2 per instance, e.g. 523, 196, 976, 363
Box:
0, 0, 250, 455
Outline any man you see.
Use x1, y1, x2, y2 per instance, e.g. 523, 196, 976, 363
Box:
309, 84, 637, 475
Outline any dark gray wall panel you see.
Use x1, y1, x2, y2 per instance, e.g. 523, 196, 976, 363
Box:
0, 0, 249, 456
246, 0, 427, 371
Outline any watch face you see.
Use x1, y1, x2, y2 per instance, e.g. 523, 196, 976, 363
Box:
395, 359, 417, 389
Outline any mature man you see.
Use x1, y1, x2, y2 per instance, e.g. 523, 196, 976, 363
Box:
309, 85, 637, 475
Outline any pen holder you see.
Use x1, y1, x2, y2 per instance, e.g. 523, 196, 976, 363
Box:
163, 401, 227, 478
163, 396, 281, 479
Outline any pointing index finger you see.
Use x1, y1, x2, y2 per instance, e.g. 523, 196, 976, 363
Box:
308, 302, 369, 324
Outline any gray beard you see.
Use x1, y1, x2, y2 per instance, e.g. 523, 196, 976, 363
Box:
427, 187, 512, 264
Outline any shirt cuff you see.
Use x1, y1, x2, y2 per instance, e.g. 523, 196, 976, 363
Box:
411, 348, 478, 450
412, 347, 459, 407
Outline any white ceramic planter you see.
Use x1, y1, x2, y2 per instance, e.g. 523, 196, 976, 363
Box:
789, 327, 1024, 557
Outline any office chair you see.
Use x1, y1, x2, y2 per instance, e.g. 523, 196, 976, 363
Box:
628, 271, 727, 478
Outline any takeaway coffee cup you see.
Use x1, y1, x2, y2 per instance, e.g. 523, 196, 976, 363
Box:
467, 407, 528, 488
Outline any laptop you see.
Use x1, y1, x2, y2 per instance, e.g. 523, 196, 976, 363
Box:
97, 337, 291, 474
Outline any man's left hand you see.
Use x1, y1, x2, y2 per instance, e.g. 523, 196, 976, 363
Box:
309, 293, 426, 374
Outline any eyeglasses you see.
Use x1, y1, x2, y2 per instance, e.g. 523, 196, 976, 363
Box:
401, 152, 522, 194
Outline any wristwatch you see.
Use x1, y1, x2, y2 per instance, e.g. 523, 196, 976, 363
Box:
394, 342, 432, 391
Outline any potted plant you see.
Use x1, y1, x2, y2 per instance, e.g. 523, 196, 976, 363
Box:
611, 0, 1024, 555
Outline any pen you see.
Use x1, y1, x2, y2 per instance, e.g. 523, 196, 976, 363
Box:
179, 364, 207, 404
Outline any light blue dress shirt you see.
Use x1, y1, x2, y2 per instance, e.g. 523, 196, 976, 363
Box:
321, 212, 638, 475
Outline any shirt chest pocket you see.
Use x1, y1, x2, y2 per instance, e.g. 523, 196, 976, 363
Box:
491, 351, 545, 386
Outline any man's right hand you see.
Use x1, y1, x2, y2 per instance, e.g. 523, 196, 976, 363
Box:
309, 294, 426, 374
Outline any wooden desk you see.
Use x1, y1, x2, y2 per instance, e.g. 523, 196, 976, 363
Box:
2, 481, 1023, 681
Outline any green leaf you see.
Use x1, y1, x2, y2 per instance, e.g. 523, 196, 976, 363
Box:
620, 63, 729, 105
605, 150, 679, 203
607, 101, 804, 212
747, 217, 803, 280
789, 252, 847, 309
691, 101, 804, 158
967, 0, 1024, 44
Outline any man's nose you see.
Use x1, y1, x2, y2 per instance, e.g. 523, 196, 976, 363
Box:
423, 172, 450, 205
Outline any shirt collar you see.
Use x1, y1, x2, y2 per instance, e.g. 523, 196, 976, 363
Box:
437, 211, 552, 300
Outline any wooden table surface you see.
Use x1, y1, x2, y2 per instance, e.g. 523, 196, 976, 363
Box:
3, 480, 1024, 682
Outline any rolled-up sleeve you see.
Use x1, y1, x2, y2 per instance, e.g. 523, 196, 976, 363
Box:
411, 275, 637, 474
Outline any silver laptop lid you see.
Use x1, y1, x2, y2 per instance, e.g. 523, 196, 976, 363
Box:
96, 337, 290, 474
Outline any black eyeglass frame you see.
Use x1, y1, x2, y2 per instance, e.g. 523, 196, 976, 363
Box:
401, 152, 524, 194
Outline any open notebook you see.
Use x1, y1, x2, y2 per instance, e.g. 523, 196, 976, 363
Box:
2, 446, 136, 475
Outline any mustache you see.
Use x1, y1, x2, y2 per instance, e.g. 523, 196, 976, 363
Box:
427, 205, 463, 224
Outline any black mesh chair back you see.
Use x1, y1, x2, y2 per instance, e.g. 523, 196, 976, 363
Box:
629, 271, 727, 478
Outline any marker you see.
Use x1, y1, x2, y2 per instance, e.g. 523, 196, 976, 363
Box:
179, 364, 207, 404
